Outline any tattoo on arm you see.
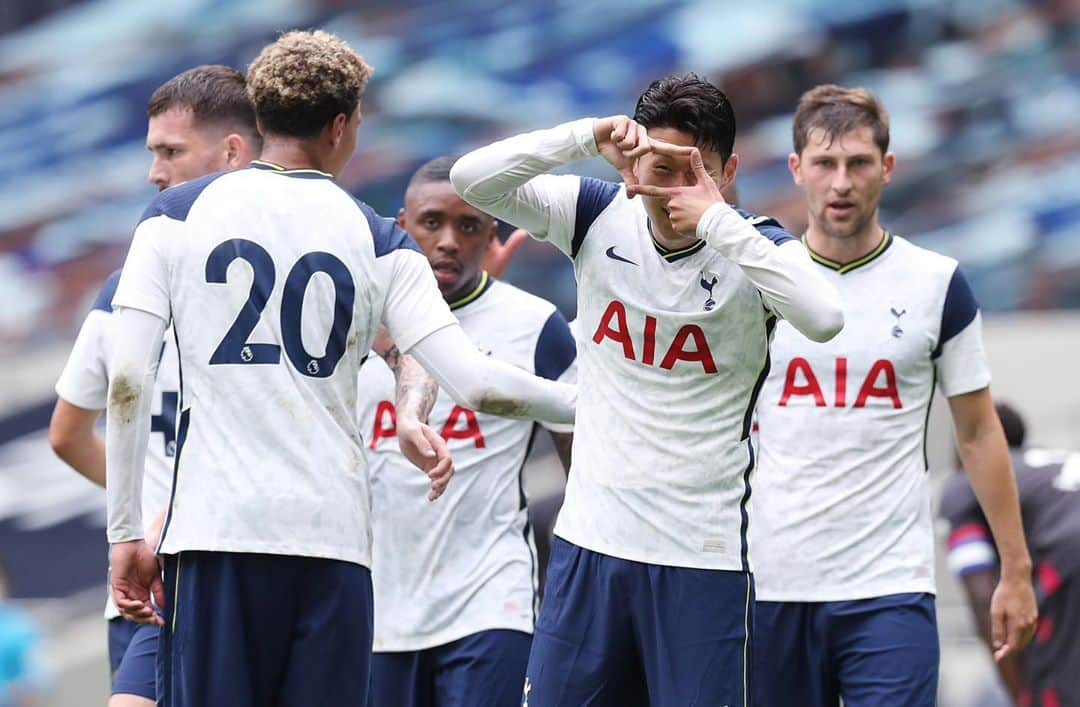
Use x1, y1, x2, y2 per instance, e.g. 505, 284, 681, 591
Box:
375, 334, 438, 424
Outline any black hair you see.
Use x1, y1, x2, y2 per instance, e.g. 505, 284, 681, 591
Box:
995, 403, 1026, 449
633, 73, 736, 162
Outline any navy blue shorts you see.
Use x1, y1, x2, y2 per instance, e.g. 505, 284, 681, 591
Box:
754, 593, 938, 707
158, 551, 373, 707
523, 537, 753, 707
112, 623, 158, 699
370, 629, 531, 707
107, 617, 140, 680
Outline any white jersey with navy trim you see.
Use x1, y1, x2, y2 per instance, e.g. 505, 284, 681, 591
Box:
111, 162, 457, 566
752, 233, 991, 601
358, 275, 576, 651
55, 270, 176, 619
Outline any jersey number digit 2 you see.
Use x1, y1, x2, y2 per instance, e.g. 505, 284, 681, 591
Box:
205, 239, 355, 378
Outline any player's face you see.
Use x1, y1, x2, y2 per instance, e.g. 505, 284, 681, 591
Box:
400, 181, 497, 302
790, 126, 895, 240
634, 126, 730, 244
146, 108, 232, 191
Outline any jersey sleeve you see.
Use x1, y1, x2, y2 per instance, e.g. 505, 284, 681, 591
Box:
533, 308, 578, 432
112, 217, 177, 321
938, 476, 998, 577
378, 250, 458, 353
451, 118, 615, 258
933, 267, 991, 397
55, 273, 121, 410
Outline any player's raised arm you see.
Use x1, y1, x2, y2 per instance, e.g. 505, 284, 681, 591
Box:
450, 118, 612, 253
629, 142, 844, 342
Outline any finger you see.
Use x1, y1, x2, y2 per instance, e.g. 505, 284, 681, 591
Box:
502, 229, 530, 257
610, 117, 627, 145
151, 575, 166, 615
688, 147, 711, 181
626, 183, 677, 199
427, 455, 453, 483
615, 120, 638, 151
990, 604, 1006, 655
622, 132, 652, 160
648, 140, 695, 158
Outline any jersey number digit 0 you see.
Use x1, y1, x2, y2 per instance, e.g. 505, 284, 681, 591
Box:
205, 239, 355, 378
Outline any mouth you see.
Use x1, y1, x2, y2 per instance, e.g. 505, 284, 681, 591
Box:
431, 259, 461, 284
826, 201, 856, 218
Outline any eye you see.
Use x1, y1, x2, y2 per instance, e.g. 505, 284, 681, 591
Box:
163, 148, 178, 159
850, 157, 870, 167
422, 217, 439, 230
814, 158, 833, 168
654, 164, 671, 174
460, 221, 478, 234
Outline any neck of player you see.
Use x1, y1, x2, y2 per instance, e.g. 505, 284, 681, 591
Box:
445, 271, 486, 308
258, 137, 335, 174
804, 212, 885, 265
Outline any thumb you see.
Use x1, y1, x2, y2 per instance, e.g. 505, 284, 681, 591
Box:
152, 574, 166, 615
415, 427, 436, 458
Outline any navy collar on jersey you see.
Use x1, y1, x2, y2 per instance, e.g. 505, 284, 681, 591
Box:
248, 160, 334, 180
448, 271, 493, 311
647, 221, 708, 263
802, 230, 893, 274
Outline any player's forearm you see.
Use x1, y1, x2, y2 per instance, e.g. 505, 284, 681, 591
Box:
955, 402, 1032, 577
105, 307, 166, 543
48, 401, 107, 487
697, 203, 844, 342
374, 328, 439, 424
408, 325, 576, 425
450, 118, 597, 235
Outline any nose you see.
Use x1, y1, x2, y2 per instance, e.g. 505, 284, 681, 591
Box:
831, 165, 852, 194
434, 225, 459, 253
147, 157, 168, 190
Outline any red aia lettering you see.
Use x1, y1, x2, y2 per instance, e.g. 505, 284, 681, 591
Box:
778, 357, 826, 406
592, 300, 717, 374
369, 400, 397, 449
440, 406, 486, 448
778, 357, 902, 409
853, 359, 902, 409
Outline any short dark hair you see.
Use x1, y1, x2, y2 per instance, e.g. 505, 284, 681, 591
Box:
247, 30, 372, 138
147, 65, 259, 147
407, 156, 457, 193
995, 403, 1026, 449
792, 84, 889, 156
633, 73, 736, 162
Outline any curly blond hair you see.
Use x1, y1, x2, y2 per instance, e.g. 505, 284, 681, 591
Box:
247, 30, 373, 137
793, 84, 889, 156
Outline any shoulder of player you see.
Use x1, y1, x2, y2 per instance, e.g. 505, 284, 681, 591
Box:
137, 171, 230, 225
887, 234, 959, 278
485, 278, 558, 322
343, 193, 422, 258
90, 269, 124, 314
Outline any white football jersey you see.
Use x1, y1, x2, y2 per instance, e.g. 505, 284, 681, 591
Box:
55, 270, 175, 619
358, 275, 576, 651
112, 161, 457, 566
752, 233, 991, 601
534, 179, 790, 571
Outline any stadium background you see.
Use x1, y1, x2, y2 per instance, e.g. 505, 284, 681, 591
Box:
0, 0, 1076, 704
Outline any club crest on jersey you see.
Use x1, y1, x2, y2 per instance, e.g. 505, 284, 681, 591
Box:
890, 307, 906, 338
700, 272, 719, 311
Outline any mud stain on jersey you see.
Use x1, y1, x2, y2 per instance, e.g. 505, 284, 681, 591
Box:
109, 375, 140, 424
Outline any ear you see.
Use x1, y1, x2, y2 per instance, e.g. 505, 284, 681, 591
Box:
223, 134, 248, 169
328, 113, 349, 147
788, 153, 803, 186
719, 153, 738, 190
882, 151, 895, 185
396, 207, 407, 229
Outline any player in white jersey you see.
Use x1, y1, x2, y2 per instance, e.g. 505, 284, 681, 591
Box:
750, 84, 1037, 706
452, 73, 844, 706
103, 32, 576, 707
358, 157, 576, 707
51, 64, 442, 707
50, 65, 260, 707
